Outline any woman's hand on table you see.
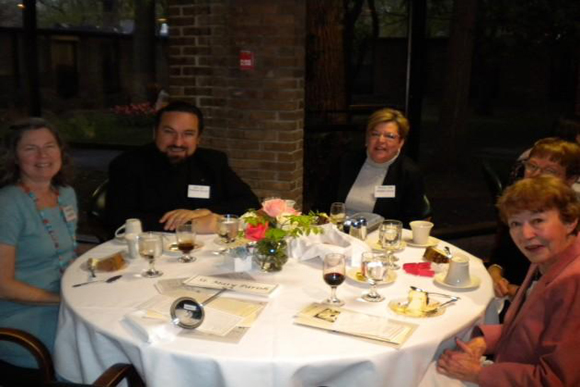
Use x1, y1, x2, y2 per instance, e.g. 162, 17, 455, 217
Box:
436, 337, 485, 384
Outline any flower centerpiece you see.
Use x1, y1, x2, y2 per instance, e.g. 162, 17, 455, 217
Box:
243, 199, 324, 272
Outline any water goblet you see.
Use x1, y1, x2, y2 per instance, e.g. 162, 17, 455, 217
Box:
138, 232, 163, 278
361, 251, 388, 302
329, 202, 346, 231
217, 214, 239, 244
380, 219, 402, 269
322, 253, 346, 306
176, 222, 196, 263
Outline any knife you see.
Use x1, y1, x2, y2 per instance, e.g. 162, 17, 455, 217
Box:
73, 275, 122, 288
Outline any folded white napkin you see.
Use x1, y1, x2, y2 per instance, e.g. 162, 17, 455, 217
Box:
287, 223, 370, 266
123, 310, 181, 344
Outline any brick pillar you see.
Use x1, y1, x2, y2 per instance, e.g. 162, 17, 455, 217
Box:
167, 0, 305, 207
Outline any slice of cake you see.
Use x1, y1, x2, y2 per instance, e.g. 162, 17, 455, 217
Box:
95, 252, 126, 272
406, 289, 429, 314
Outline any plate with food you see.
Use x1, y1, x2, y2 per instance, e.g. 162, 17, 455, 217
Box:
81, 252, 127, 273
388, 289, 446, 318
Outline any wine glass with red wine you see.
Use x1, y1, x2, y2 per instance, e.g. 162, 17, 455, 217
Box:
323, 253, 346, 306
176, 222, 196, 263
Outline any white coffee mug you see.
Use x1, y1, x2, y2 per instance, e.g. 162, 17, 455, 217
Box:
115, 218, 142, 239
444, 255, 471, 286
410, 220, 434, 245
125, 233, 140, 259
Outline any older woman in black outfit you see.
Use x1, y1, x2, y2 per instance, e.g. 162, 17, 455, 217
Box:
319, 108, 428, 226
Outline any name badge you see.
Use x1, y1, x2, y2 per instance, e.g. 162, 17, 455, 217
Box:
188, 185, 211, 199
375, 185, 396, 198
62, 205, 77, 222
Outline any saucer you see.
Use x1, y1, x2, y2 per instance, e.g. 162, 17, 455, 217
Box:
346, 267, 396, 286
370, 241, 407, 252
165, 241, 204, 255
404, 236, 438, 248
213, 237, 249, 248
434, 273, 481, 290
388, 298, 444, 318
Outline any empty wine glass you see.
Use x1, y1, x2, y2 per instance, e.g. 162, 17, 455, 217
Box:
217, 214, 239, 244
361, 251, 388, 302
329, 202, 346, 231
176, 222, 196, 263
138, 232, 163, 278
322, 253, 346, 306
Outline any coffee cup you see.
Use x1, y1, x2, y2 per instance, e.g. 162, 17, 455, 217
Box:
443, 255, 471, 286
125, 233, 140, 259
409, 220, 434, 245
115, 219, 143, 239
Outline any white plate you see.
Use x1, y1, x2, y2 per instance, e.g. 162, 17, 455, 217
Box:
388, 297, 444, 318
80, 254, 127, 273
404, 236, 438, 248
370, 241, 407, 252
434, 273, 481, 290
346, 267, 396, 286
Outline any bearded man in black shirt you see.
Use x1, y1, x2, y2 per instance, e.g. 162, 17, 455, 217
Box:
105, 101, 259, 234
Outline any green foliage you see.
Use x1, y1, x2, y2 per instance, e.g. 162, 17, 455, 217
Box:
46, 110, 152, 145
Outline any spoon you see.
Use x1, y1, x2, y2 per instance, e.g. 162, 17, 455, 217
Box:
410, 286, 460, 300
88, 258, 97, 278
73, 275, 123, 288
444, 246, 453, 259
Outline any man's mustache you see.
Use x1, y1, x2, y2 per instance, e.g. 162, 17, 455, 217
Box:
167, 146, 187, 152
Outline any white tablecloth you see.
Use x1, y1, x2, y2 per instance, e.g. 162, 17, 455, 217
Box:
54, 230, 496, 387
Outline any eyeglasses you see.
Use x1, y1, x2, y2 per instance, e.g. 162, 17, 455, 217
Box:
524, 161, 562, 177
369, 132, 399, 141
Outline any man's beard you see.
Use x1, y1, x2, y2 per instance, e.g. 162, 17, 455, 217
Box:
164, 146, 189, 164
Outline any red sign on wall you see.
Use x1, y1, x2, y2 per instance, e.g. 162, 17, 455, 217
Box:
239, 50, 255, 70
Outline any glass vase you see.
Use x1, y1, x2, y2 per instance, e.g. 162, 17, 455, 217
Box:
255, 239, 288, 272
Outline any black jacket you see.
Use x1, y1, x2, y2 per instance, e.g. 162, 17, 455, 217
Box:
105, 143, 259, 233
317, 150, 427, 226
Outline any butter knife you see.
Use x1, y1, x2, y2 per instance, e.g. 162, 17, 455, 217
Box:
73, 275, 122, 288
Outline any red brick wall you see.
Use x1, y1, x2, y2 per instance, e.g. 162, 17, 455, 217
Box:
167, 0, 305, 206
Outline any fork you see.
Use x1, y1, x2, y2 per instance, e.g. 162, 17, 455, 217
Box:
410, 286, 461, 300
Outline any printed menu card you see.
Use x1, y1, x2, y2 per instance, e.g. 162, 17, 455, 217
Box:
294, 303, 417, 347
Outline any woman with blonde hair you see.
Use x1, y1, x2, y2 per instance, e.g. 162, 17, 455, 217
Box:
318, 108, 428, 225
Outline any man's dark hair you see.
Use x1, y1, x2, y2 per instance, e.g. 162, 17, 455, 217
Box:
155, 101, 205, 134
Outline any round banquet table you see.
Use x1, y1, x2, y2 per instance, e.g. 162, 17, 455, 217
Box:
54, 230, 496, 387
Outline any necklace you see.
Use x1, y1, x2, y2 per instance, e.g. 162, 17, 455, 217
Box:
20, 183, 77, 272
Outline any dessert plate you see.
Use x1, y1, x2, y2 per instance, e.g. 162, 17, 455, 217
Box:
404, 236, 438, 248
346, 267, 396, 286
388, 298, 444, 318
434, 273, 481, 290
80, 254, 127, 273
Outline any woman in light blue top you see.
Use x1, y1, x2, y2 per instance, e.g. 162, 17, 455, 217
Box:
0, 118, 77, 369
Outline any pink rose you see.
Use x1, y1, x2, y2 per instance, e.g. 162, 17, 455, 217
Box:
245, 223, 269, 241
262, 199, 288, 217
